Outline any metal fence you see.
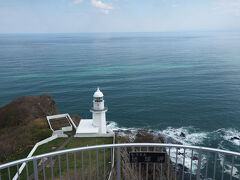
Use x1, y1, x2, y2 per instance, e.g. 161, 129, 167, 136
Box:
0, 143, 240, 180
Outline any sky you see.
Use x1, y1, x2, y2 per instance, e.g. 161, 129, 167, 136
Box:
0, 0, 240, 33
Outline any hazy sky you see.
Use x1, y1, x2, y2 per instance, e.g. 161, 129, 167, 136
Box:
0, 0, 240, 33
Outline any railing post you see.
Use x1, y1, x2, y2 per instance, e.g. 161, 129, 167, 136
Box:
196, 150, 202, 180
89, 151, 92, 180
230, 156, 234, 180
17, 164, 20, 180
168, 148, 171, 180
117, 147, 121, 180
8, 167, 11, 180
26, 162, 29, 180
66, 153, 70, 180
146, 146, 149, 180
174, 148, 178, 180
97, 150, 99, 180
58, 155, 62, 180
33, 159, 38, 180
81, 151, 84, 180
182, 148, 186, 180
104, 149, 106, 180
221, 154, 225, 180
50, 156, 54, 180
74, 152, 77, 180
213, 153, 217, 180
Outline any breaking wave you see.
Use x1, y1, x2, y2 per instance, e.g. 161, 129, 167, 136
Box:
160, 126, 208, 145
220, 128, 240, 146
107, 121, 240, 177
107, 121, 240, 149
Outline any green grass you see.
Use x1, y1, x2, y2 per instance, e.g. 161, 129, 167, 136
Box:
6, 147, 33, 163
36, 137, 113, 179
34, 138, 67, 156
32, 137, 113, 156
66, 137, 113, 149
1, 137, 113, 180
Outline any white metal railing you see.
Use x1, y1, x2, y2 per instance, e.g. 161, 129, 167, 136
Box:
0, 143, 240, 180
12, 135, 59, 180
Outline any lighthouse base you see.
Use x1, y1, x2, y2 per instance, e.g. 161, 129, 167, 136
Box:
75, 119, 114, 137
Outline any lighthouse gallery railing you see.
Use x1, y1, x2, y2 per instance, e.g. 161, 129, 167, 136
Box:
0, 143, 240, 180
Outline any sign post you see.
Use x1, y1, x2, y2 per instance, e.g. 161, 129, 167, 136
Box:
130, 152, 166, 163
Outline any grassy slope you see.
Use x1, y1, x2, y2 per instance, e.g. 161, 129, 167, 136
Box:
2, 137, 113, 180
0, 118, 52, 163
33, 137, 113, 155
34, 137, 113, 179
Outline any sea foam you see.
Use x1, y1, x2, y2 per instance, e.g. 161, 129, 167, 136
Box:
221, 128, 240, 146
107, 121, 240, 176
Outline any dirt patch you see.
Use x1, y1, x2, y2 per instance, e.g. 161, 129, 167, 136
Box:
70, 114, 82, 126
49, 117, 71, 130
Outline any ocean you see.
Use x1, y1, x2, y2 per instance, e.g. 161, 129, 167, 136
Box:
0, 32, 240, 154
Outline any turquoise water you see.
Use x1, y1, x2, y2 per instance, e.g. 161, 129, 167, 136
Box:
0, 32, 240, 153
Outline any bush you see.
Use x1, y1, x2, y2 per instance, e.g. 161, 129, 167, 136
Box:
0, 118, 52, 163
32, 129, 52, 141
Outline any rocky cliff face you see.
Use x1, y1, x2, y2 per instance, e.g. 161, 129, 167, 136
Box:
0, 94, 58, 128
114, 129, 195, 180
115, 129, 175, 180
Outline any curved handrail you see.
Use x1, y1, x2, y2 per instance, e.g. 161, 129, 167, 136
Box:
1, 143, 240, 169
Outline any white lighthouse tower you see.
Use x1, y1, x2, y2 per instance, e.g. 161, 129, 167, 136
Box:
75, 87, 113, 137
91, 88, 108, 134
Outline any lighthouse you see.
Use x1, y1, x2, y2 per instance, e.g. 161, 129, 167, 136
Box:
75, 87, 113, 137
90, 88, 108, 134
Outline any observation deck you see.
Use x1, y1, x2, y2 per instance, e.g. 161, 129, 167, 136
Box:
90, 107, 108, 112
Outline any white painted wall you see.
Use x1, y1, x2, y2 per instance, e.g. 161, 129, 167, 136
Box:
46, 113, 77, 132
92, 96, 107, 134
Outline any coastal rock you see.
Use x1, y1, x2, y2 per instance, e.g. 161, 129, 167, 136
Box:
115, 129, 183, 145
115, 129, 165, 144
114, 129, 132, 134
175, 163, 189, 172
191, 155, 199, 161
115, 129, 175, 180
180, 132, 186, 138
178, 152, 185, 156
159, 133, 183, 145
230, 137, 240, 141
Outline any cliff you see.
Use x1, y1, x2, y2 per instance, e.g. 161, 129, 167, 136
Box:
0, 94, 58, 162
115, 129, 175, 180
114, 129, 194, 180
0, 94, 58, 128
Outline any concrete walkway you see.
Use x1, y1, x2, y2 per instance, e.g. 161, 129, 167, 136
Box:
29, 135, 74, 180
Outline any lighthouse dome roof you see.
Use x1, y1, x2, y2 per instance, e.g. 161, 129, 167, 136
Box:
93, 87, 104, 98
